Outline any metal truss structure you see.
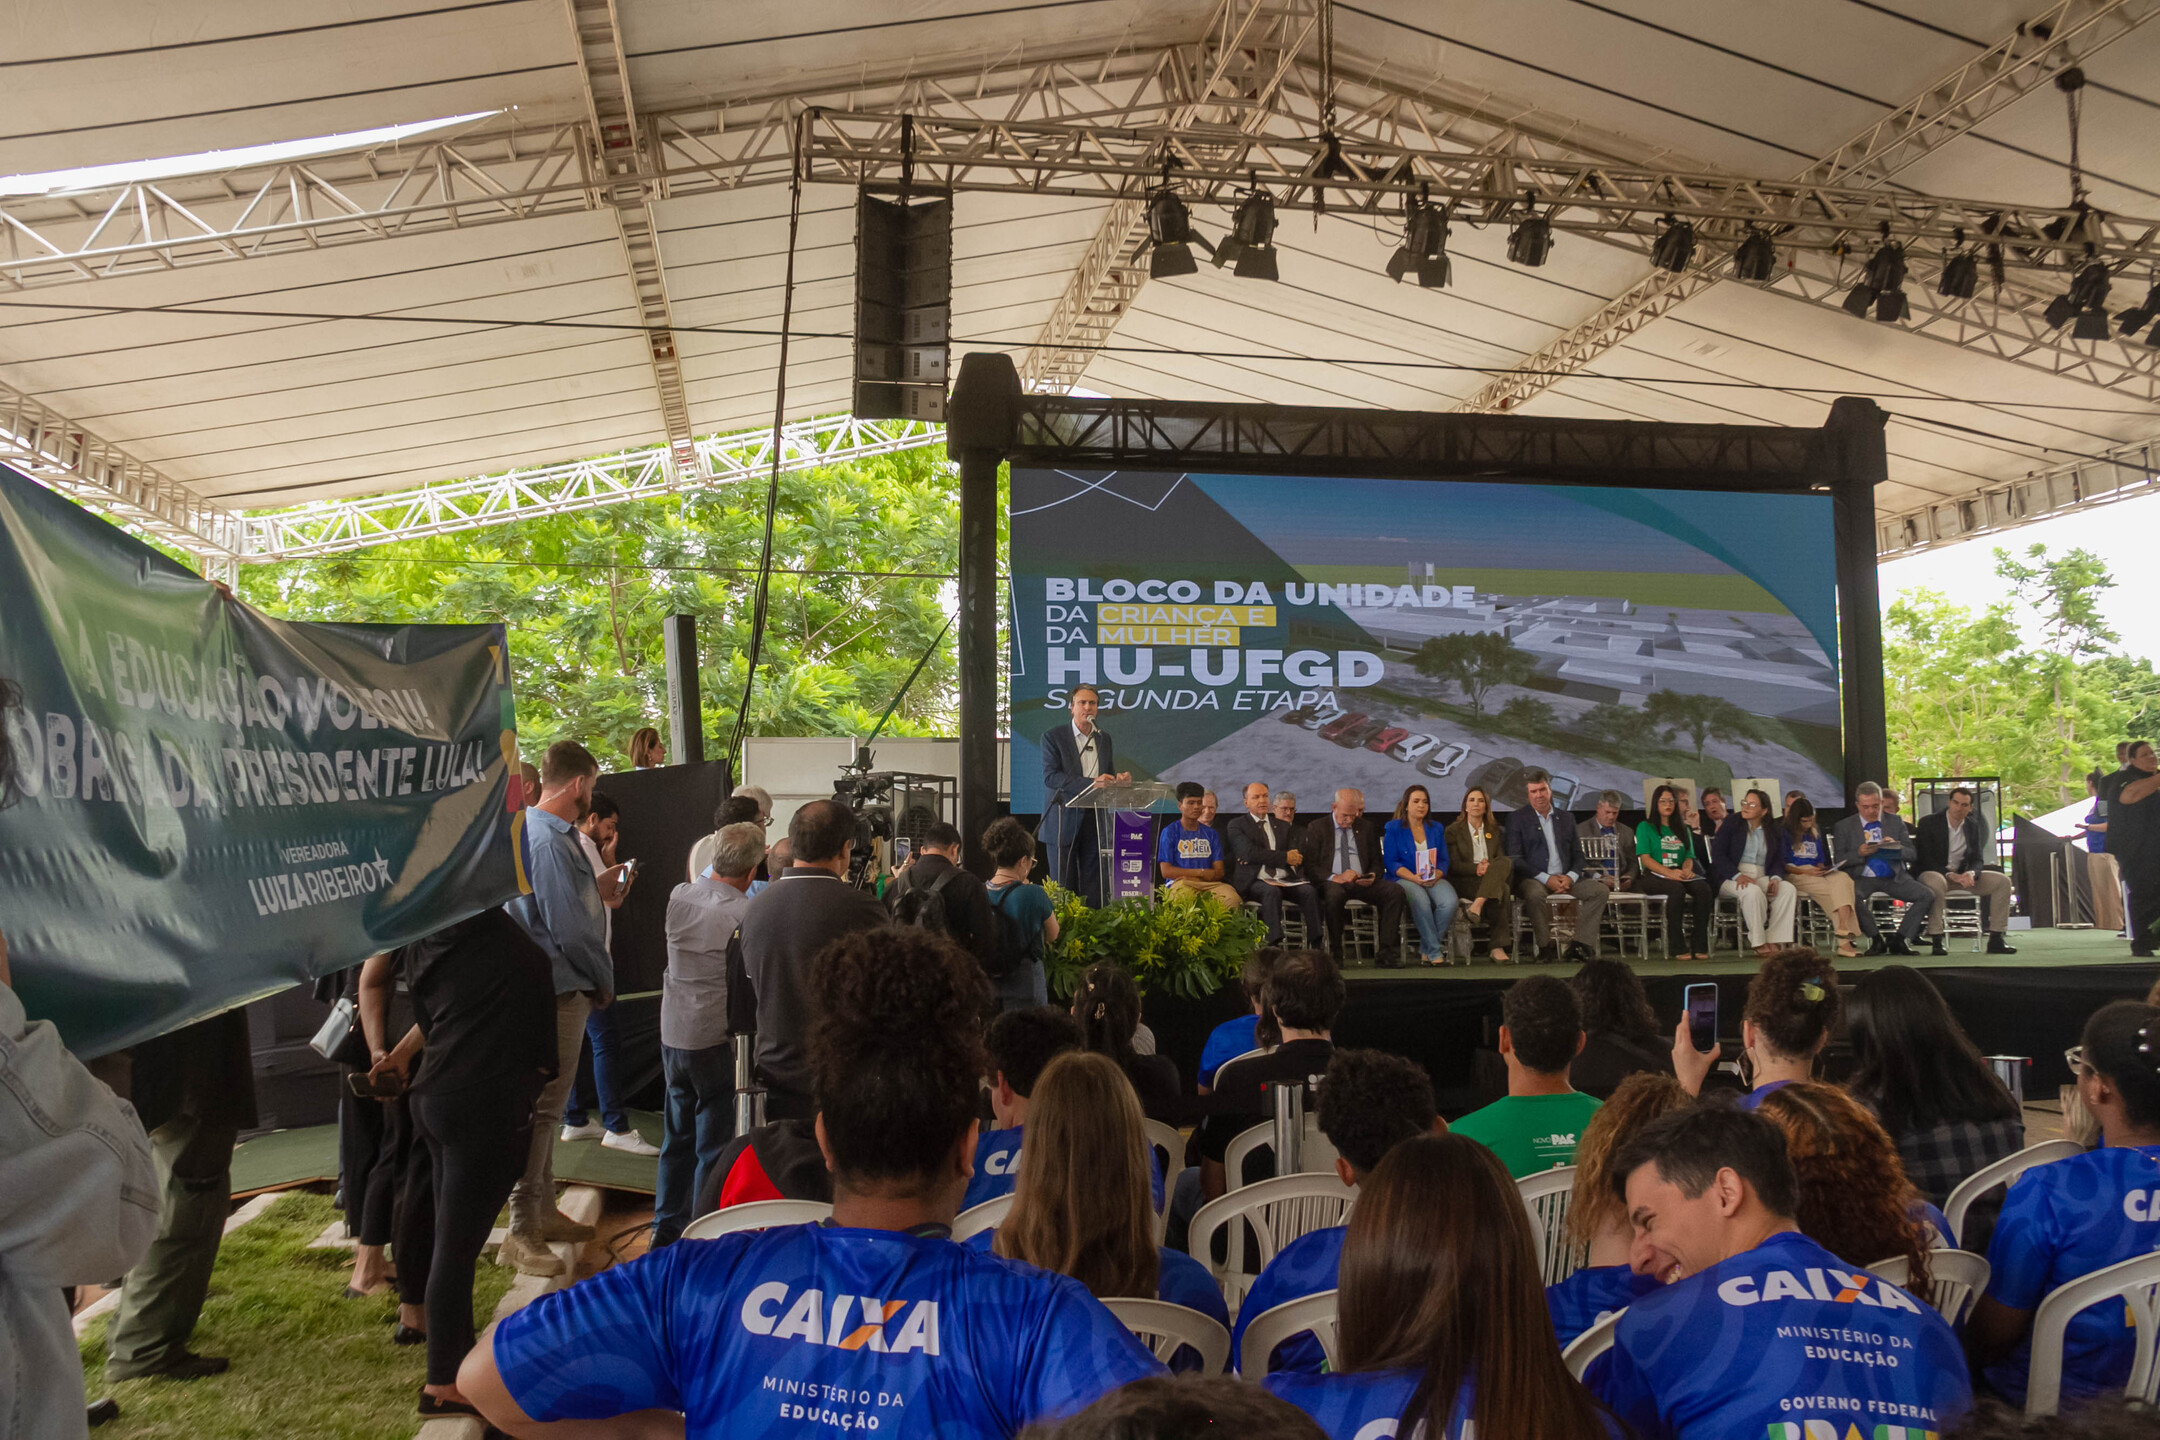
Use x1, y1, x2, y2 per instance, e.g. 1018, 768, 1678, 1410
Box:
235, 414, 944, 560
1876, 431, 2160, 558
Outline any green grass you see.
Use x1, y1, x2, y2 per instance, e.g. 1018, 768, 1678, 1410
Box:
77, 1192, 515, 1440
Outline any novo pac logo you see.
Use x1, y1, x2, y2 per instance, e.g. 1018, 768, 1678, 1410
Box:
1766, 1424, 1936, 1438
1718, 1268, 1925, 1315
741, 1284, 940, 1355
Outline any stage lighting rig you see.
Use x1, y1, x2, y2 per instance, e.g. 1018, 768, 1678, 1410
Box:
1139, 182, 1213, 279
1732, 227, 1777, 283
2043, 260, 2113, 340
1937, 229, 1980, 300
1506, 209, 1553, 267
2116, 275, 2160, 345
1212, 179, 1281, 281
1387, 188, 1452, 288
1842, 237, 1910, 322
1651, 215, 1695, 273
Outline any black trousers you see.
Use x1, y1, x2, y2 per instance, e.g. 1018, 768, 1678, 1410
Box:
396, 1077, 542, 1386
1318, 879, 1406, 961
2127, 857, 2160, 954
338, 1088, 412, 1247
1637, 873, 1715, 952
1243, 879, 1325, 947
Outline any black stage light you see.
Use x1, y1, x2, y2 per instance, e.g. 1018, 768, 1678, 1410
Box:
1142, 186, 1209, 279
1844, 240, 1909, 322
2113, 283, 2160, 340
1507, 211, 1553, 267
2046, 260, 2112, 337
2043, 294, 2078, 328
1938, 251, 1979, 299
1651, 215, 1695, 273
1733, 228, 1777, 282
1387, 197, 1452, 288
1214, 185, 1280, 280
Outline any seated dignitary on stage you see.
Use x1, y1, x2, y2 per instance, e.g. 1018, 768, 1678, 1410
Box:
1780, 797, 1862, 959
1594, 1105, 1972, 1440
1635, 785, 1713, 961
1037, 684, 1128, 903
1912, 785, 2017, 955
1227, 782, 1324, 948
1302, 789, 1406, 965
1575, 790, 1638, 893
1710, 788, 1797, 956
1157, 781, 1241, 907
1833, 781, 1931, 955
1382, 784, 1459, 967
460, 926, 1166, 1437
1444, 785, 1515, 964
1504, 769, 1607, 962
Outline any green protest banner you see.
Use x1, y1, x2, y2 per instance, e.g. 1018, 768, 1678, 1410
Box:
0, 463, 529, 1056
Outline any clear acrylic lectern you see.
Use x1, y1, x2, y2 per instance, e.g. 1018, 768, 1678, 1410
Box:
1068, 780, 1178, 907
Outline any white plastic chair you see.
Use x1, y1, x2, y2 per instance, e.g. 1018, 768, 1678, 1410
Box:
1943, 1139, 2084, 1246
2024, 1250, 2160, 1416
1517, 1165, 1585, 1285
1102, 1297, 1232, 1376
1865, 1249, 1992, 1327
1142, 1120, 1182, 1246
1189, 1172, 1357, 1318
681, 1198, 831, 1239
1222, 1118, 1341, 1191
1562, 1307, 1624, 1381
1237, 1289, 1340, 1378
953, 1192, 1013, 1242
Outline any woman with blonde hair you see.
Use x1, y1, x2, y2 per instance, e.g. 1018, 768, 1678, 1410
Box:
1443, 785, 1513, 963
1546, 1072, 1688, 1346
627, 726, 664, 768
984, 1051, 1225, 1354
1755, 1081, 1937, 1291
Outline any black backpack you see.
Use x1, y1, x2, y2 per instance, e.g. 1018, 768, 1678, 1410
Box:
982, 883, 1035, 981
892, 866, 957, 936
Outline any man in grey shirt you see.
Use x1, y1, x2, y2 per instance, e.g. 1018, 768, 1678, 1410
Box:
654, 821, 761, 1245
501, 740, 614, 1273
735, 798, 891, 1118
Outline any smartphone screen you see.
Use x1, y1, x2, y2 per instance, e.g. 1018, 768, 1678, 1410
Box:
894, 836, 912, 866
1684, 983, 1719, 1054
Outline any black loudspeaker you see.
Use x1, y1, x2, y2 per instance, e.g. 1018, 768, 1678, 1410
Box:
854, 191, 952, 421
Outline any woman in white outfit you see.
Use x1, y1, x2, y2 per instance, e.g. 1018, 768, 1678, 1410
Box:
1711, 788, 1797, 955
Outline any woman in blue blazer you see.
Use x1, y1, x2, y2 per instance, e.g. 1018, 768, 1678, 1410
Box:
1383, 784, 1459, 966
1711, 787, 1798, 954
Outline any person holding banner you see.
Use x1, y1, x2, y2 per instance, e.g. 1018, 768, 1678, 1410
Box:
1037, 686, 1128, 905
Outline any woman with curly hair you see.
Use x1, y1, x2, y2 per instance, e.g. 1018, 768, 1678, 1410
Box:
1676, 946, 1838, 1108
461, 927, 1165, 1435
1547, 1073, 1690, 1347
1754, 1081, 1936, 1291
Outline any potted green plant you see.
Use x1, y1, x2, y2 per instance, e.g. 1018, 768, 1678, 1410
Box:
1042, 884, 1266, 1000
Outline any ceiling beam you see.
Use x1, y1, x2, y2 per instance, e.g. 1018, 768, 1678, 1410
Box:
1875, 429, 2160, 558
1455, 0, 2160, 415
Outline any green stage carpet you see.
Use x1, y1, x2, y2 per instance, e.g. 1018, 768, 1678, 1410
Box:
232, 1109, 662, 1198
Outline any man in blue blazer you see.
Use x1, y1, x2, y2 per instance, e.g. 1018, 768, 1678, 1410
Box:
1504, 768, 1607, 961
1036, 685, 1127, 904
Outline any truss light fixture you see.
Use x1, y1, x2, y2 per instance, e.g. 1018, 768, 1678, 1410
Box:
2116, 278, 2160, 343
1141, 184, 1211, 279
1506, 210, 1553, 267
1938, 253, 1979, 300
2044, 260, 2113, 338
1842, 239, 1909, 322
1387, 190, 1452, 288
1733, 227, 1777, 283
1214, 180, 1280, 281
1651, 215, 1695, 273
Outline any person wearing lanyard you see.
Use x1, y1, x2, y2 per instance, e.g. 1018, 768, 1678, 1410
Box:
1383, 784, 1459, 966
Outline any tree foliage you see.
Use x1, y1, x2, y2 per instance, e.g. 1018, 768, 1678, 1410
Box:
1643, 689, 1767, 763
1412, 632, 1535, 714
239, 448, 961, 769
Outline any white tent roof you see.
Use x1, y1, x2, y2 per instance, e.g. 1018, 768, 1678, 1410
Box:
2, 1, 2156, 556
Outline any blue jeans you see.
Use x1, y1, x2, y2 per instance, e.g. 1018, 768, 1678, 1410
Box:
1401, 876, 1460, 959
561, 1005, 628, 1132
654, 1042, 735, 1246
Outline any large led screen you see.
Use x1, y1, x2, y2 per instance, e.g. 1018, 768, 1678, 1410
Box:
1009, 467, 1842, 815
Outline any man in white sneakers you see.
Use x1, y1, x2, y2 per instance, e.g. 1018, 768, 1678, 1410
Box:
557, 791, 659, 1158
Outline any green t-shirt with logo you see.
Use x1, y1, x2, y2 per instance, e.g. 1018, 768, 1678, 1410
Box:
1636, 821, 1692, 871
1450, 1091, 1604, 1178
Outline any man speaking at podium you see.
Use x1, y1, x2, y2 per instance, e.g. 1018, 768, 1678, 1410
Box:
1037, 684, 1128, 905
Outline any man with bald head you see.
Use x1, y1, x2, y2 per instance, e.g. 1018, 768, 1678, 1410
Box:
1302, 787, 1406, 965
1227, 781, 1323, 947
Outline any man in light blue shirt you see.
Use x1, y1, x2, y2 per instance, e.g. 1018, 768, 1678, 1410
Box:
502, 740, 614, 1273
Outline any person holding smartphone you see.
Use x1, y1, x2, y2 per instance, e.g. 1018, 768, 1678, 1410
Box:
558, 792, 657, 1157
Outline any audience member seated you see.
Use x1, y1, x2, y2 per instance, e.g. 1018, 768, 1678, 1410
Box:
1967, 999, 2160, 1409
1780, 796, 1862, 958
1264, 1134, 1614, 1440
1197, 949, 1279, 1093
1383, 784, 1459, 966
1158, 781, 1242, 908
1302, 788, 1405, 966
1596, 1105, 1972, 1439
1711, 788, 1798, 955
1232, 1049, 1442, 1375
1505, 768, 1608, 962
1635, 784, 1714, 961
1227, 783, 1323, 948
1835, 781, 1932, 955
985, 816, 1060, 1013
976, 1052, 1220, 1365
1021, 1375, 1326, 1440
1443, 785, 1514, 963
1845, 965, 2025, 1210
1576, 789, 1638, 894
1755, 1082, 1939, 1283
1451, 975, 1602, 1177
1914, 785, 2019, 956
461, 926, 1167, 1435
1674, 947, 1839, 1108
1569, 960, 1676, 1100
1180, 951, 1342, 1223
967, 1006, 1085, 1210
1073, 964, 1181, 1122
1548, 1074, 1689, 1349
699, 1116, 832, 1212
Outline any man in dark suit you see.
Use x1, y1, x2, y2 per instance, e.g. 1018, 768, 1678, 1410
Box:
1832, 781, 1930, 955
1226, 781, 1323, 946
1574, 788, 1638, 892
1912, 786, 2016, 956
1301, 787, 1405, 965
1505, 768, 1607, 961
1035, 684, 1126, 905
